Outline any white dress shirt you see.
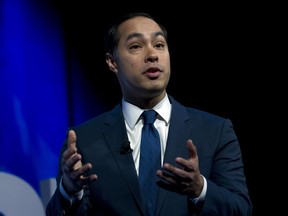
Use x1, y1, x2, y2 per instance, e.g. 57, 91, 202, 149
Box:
122, 94, 171, 175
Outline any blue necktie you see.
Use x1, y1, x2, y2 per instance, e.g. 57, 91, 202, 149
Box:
139, 110, 161, 216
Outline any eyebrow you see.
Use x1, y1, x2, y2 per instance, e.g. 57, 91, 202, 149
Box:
126, 31, 165, 42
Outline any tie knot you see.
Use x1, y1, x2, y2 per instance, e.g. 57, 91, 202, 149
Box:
142, 110, 157, 125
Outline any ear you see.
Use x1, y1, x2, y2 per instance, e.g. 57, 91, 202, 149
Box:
105, 53, 118, 73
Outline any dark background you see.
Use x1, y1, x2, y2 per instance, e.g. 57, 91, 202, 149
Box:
49, 1, 283, 215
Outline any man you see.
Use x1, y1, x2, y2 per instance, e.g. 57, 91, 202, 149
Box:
46, 12, 252, 215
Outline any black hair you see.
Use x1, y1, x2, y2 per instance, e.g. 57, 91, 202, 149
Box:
104, 12, 168, 55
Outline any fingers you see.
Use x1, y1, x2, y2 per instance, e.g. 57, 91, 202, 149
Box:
175, 139, 198, 170
63, 154, 81, 173
61, 130, 98, 194
69, 163, 93, 180
157, 164, 182, 183
159, 162, 190, 182
157, 139, 199, 184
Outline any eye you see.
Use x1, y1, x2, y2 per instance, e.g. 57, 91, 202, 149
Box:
155, 43, 165, 49
130, 44, 141, 49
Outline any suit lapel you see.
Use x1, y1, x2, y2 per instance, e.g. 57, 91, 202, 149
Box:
163, 98, 192, 164
156, 97, 194, 215
102, 99, 194, 216
102, 105, 146, 214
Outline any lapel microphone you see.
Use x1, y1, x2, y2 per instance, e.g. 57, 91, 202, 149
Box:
120, 140, 133, 154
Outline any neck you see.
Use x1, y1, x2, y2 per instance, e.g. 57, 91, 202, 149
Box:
124, 91, 166, 109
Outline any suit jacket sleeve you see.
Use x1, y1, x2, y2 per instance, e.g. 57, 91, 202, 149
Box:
198, 118, 252, 215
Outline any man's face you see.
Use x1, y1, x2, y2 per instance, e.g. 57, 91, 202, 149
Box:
110, 16, 171, 101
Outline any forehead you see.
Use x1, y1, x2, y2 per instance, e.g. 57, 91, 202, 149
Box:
117, 16, 163, 39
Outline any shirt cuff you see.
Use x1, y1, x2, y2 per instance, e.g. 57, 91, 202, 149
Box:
191, 174, 207, 204
59, 177, 84, 206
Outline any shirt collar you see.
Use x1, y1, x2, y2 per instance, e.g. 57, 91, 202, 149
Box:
122, 94, 171, 130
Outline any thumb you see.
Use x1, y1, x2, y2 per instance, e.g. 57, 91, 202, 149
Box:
67, 130, 77, 150
67, 130, 82, 169
186, 139, 197, 159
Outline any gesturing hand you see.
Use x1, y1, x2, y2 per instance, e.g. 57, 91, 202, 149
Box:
156, 139, 204, 198
61, 130, 98, 195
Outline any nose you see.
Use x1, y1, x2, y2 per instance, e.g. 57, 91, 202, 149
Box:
145, 47, 159, 62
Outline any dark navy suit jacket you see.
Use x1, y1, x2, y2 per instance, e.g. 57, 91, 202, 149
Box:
46, 96, 252, 215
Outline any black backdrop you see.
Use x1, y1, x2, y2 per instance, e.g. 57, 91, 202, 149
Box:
49, 1, 281, 215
